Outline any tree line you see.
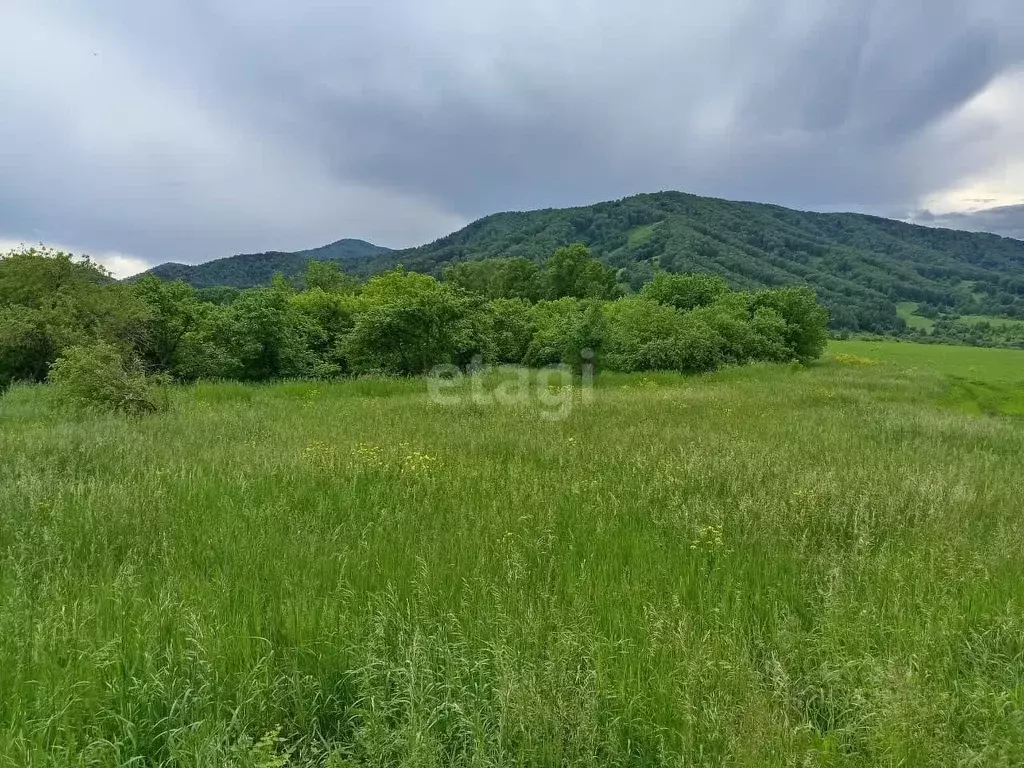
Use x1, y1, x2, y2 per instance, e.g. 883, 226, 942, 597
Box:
891, 317, 1024, 349
0, 244, 829, 398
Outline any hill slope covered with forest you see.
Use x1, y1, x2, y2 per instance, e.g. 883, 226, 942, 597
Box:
145, 192, 1024, 334
366, 192, 1024, 334
142, 239, 391, 288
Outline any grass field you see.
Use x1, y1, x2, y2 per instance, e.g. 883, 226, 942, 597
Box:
895, 301, 935, 331
831, 339, 1024, 383
834, 339, 1024, 417
2, 341, 1024, 766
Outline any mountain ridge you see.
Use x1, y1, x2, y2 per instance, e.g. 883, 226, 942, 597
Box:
140, 238, 391, 288
139, 191, 1024, 333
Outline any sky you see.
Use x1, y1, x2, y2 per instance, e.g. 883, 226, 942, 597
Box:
2, 1, 1024, 278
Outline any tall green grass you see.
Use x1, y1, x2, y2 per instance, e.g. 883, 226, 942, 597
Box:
1, 344, 1023, 766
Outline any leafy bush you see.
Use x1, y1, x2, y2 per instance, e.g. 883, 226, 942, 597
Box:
603, 298, 692, 372
605, 295, 796, 373
0, 247, 151, 387
525, 298, 606, 372
170, 303, 242, 381
0, 306, 58, 388
641, 272, 728, 311
228, 284, 322, 380
347, 270, 470, 375
748, 307, 794, 362
545, 244, 618, 300
753, 286, 830, 362
289, 288, 360, 377
49, 342, 169, 415
484, 298, 535, 364
301, 259, 359, 294
444, 258, 543, 301
602, 297, 724, 374
687, 298, 757, 365
673, 315, 725, 373
0, 246, 109, 308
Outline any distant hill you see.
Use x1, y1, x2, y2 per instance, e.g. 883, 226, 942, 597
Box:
140, 239, 391, 288
359, 192, 1024, 333
141, 192, 1024, 333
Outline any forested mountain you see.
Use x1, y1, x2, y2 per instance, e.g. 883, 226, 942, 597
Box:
141, 239, 390, 288
143, 192, 1024, 333
361, 192, 1024, 333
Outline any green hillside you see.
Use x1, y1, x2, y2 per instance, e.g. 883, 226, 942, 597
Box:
142, 239, 391, 288
363, 192, 1024, 334
142, 192, 1024, 334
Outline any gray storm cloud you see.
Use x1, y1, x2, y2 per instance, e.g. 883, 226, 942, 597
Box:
2, 0, 1023, 273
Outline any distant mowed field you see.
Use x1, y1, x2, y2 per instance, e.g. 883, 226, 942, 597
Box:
832, 338, 1024, 416
831, 338, 1024, 384
1, 342, 1023, 766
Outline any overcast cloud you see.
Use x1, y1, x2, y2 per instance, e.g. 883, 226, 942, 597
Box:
2, 0, 1024, 276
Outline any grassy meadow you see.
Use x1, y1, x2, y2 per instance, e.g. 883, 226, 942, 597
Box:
1, 340, 1023, 766
895, 301, 935, 331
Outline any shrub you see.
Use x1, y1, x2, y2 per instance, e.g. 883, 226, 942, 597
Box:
227, 285, 321, 380
448, 297, 501, 368
545, 244, 617, 300
49, 342, 169, 415
0, 246, 108, 308
748, 307, 793, 362
0, 247, 154, 387
131, 276, 203, 370
484, 298, 535, 364
169, 302, 242, 381
444, 258, 543, 301
641, 272, 729, 311
753, 286, 830, 362
525, 298, 606, 372
301, 260, 359, 294
603, 297, 690, 372
688, 300, 756, 364
674, 315, 725, 372
7, 245, 833, 388
603, 297, 728, 374
289, 288, 360, 377
0, 306, 57, 388
346, 270, 470, 375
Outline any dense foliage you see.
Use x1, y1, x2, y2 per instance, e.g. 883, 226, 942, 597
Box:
1, 245, 828, 390
0, 248, 147, 389
49, 341, 169, 415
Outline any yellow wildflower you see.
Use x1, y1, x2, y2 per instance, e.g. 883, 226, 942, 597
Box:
302, 440, 337, 471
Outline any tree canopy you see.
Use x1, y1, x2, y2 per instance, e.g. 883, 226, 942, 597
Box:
1, 244, 832, 390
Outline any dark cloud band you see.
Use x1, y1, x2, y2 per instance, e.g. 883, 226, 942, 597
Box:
2, 0, 1022, 270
